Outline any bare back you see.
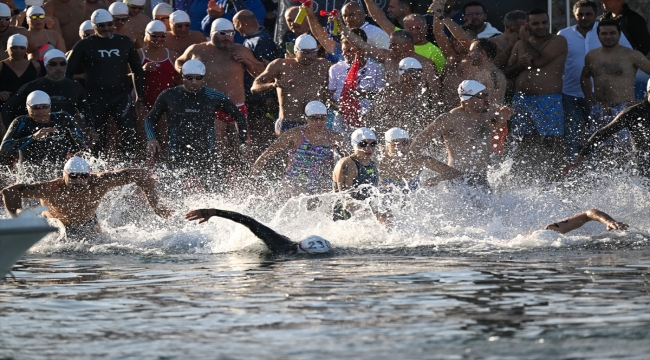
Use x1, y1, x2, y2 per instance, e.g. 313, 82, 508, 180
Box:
44, 0, 86, 50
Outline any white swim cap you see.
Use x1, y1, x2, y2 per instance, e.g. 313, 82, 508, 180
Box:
297, 235, 332, 254
385, 127, 409, 143
398, 57, 422, 75
79, 20, 94, 36
63, 157, 91, 175
109, 2, 129, 15
458, 80, 487, 101
26, 90, 51, 107
351, 127, 377, 147
647, 78, 650, 93
43, 49, 66, 64
295, 34, 317, 50
0, 3, 11, 17
91, 9, 113, 24
170, 10, 190, 24
182, 59, 206, 75
146, 20, 167, 33
26, 5, 45, 16
25, 0, 44, 6
8, 34, 28, 48
127, 0, 146, 7
211, 18, 234, 34
153, 2, 174, 16
305, 101, 327, 117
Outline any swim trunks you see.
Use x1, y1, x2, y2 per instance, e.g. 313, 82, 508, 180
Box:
215, 103, 248, 123
511, 93, 564, 136
275, 118, 305, 134
65, 215, 100, 237
588, 102, 632, 148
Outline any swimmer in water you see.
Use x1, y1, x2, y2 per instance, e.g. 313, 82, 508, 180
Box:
185, 208, 332, 255
531, 209, 628, 237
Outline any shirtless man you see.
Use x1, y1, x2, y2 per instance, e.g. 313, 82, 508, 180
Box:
505, 8, 568, 180
152, 3, 174, 31
2, 157, 172, 235
122, 0, 150, 43
83, 0, 108, 20
490, 10, 527, 69
165, 10, 206, 56
0, 3, 39, 61
176, 18, 264, 142
580, 19, 650, 149
252, 34, 329, 135
338, 19, 439, 95
109, 2, 144, 48
43, 0, 86, 50
281, 6, 311, 57
368, 57, 432, 135
412, 80, 513, 189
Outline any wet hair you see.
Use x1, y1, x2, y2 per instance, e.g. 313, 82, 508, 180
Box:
350, 28, 367, 42
391, 29, 414, 44
527, 8, 549, 19
597, 19, 621, 34
573, 0, 597, 14
403, 13, 426, 26
503, 10, 527, 27
463, 1, 486, 13
474, 38, 497, 59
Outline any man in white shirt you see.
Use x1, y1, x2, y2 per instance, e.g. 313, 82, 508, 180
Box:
342, 2, 390, 49
557, 0, 631, 159
463, 1, 501, 39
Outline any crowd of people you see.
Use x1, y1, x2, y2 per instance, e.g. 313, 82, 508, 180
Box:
0, 0, 649, 233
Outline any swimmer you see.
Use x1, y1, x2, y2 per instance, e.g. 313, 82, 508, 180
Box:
185, 208, 332, 255
2, 156, 173, 235
531, 209, 628, 237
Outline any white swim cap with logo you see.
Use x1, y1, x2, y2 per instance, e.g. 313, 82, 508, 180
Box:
297, 235, 332, 254
170, 10, 190, 24
43, 49, 66, 64
91, 9, 113, 24
152, 2, 174, 16
351, 127, 377, 147
458, 80, 487, 101
109, 2, 129, 15
25, 0, 44, 6
182, 59, 206, 75
385, 127, 409, 143
305, 101, 327, 116
295, 34, 317, 50
79, 20, 93, 36
26, 5, 45, 16
0, 3, 11, 17
127, 0, 146, 7
26, 90, 51, 107
398, 57, 422, 75
211, 18, 234, 34
64, 157, 91, 175
8, 34, 28, 48
146, 20, 167, 33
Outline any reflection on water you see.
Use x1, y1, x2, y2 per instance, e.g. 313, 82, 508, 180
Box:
1, 250, 649, 359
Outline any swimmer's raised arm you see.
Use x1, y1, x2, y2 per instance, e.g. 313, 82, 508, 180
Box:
411, 113, 449, 154
97, 169, 172, 218
2, 182, 52, 217
362, 0, 395, 35
542, 209, 628, 235
251, 59, 284, 94
304, 5, 337, 55
338, 17, 389, 63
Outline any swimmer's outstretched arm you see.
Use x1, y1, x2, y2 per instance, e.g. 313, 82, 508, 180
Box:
542, 209, 628, 234
185, 209, 297, 254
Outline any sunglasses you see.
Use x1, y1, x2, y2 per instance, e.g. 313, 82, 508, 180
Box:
96, 21, 114, 28
148, 32, 166, 38
308, 114, 327, 120
0, 17, 11, 22
216, 30, 235, 36
112, 16, 130, 22
47, 60, 67, 67
183, 75, 204, 81
29, 14, 46, 20
399, 68, 423, 75
297, 48, 318, 55
68, 173, 90, 179
128, 5, 144, 9
83, 33, 92, 38
390, 139, 410, 146
174, 23, 190, 29
10, 46, 27, 50
30, 104, 51, 110
471, 92, 489, 99
357, 141, 377, 148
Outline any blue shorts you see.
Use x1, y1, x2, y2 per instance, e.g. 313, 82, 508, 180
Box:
274, 118, 305, 134
511, 93, 564, 136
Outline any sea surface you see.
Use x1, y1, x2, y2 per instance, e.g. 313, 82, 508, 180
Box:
1, 166, 650, 359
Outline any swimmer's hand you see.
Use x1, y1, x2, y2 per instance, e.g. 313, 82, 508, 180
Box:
494, 105, 514, 121
185, 209, 214, 224
606, 221, 628, 231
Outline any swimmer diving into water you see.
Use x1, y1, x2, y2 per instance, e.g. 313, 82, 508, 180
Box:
185, 208, 332, 255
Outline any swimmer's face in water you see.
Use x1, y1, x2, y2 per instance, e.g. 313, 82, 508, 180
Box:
64, 173, 91, 193
387, 138, 410, 156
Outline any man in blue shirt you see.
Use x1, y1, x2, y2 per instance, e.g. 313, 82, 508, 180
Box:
199, 0, 265, 43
